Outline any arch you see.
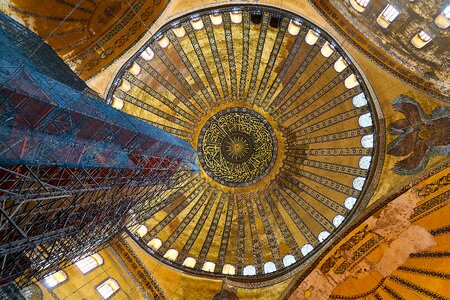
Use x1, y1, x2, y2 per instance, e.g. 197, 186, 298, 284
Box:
182, 257, 196, 268
283, 255, 296, 267
318, 231, 330, 242
156, 35, 170, 48
135, 225, 148, 238
42, 270, 67, 288
358, 113, 373, 128
96, 278, 120, 299
345, 74, 360, 89
190, 17, 204, 30
210, 13, 223, 25
352, 93, 367, 107
353, 177, 366, 191
147, 238, 162, 251
301, 244, 314, 256
377, 4, 400, 28
111, 97, 124, 110
202, 261, 216, 272
334, 57, 348, 72
361, 134, 374, 148
350, 0, 370, 13
222, 264, 236, 275
305, 29, 320, 45
74, 253, 104, 274
140, 47, 154, 61
230, 11, 242, 24
344, 197, 357, 210
163, 249, 179, 261
129, 63, 141, 76
333, 215, 345, 227
321, 42, 334, 57
288, 20, 301, 36
264, 262, 277, 274
172, 26, 186, 38
359, 156, 372, 170
243, 265, 256, 276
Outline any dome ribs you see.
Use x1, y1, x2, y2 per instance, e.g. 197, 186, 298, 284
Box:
254, 16, 290, 106
202, 15, 230, 103
137, 57, 203, 119
268, 42, 322, 115
279, 67, 353, 125
272, 186, 317, 245
222, 13, 238, 101
110, 5, 380, 278
166, 30, 216, 109
216, 195, 234, 270
254, 195, 283, 268
266, 191, 302, 259
261, 26, 308, 110
151, 44, 210, 113
177, 189, 217, 263
247, 12, 270, 105
197, 192, 227, 264
184, 22, 222, 105
272, 51, 341, 119
238, 11, 251, 101
157, 186, 211, 255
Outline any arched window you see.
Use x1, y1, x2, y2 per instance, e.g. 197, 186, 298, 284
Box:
147, 238, 162, 251
350, 0, 370, 13
377, 4, 400, 28
96, 278, 120, 299
333, 215, 345, 227
182, 257, 196, 268
283, 255, 296, 267
135, 225, 148, 238
74, 253, 103, 274
353, 176, 366, 191
263, 262, 277, 274
163, 249, 179, 261
411, 30, 433, 49
318, 231, 330, 242
222, 264, 236, 275
202, 261, 216, 272
243, 265, 256, 276
344, 197, 357, 210
301, 244, 314, 256
434, 6, 450, 29
42, 270, 67, 288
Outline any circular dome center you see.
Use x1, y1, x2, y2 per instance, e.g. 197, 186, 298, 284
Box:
221, 131, 253, 163
198, 107, 277, 187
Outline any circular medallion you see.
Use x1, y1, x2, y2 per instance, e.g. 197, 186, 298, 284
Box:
198, 108, 277, 187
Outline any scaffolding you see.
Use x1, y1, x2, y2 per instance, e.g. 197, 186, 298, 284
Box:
0, 14, 198, 292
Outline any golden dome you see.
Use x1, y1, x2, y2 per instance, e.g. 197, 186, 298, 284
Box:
110, 5, 381, 279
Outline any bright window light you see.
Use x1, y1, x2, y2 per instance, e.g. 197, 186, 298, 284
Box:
382, 4, 400, 22
74, 254, 103, 274
97, 278, 120, 299
418, 30, 432, 42
443, 6, 450, 19
42, 271, 67, 288
356, 0, 370, 7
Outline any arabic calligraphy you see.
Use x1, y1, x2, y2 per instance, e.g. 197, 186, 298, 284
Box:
198, 108, 276, 187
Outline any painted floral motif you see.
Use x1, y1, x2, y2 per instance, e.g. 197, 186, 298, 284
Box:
388, 95, 450, 175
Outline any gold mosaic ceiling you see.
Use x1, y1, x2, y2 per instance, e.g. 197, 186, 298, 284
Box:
109, 5, 382, 279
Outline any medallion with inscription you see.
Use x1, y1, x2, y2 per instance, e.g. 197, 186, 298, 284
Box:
198, 107, 277, 187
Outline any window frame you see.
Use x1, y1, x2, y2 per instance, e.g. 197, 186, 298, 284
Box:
42, 270, 68, 289
74, 253, 104, 275
96, 278, 120, 300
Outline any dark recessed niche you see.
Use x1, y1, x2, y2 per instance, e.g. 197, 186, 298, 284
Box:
250, 12, 262, 24
269, 16, 281, 28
